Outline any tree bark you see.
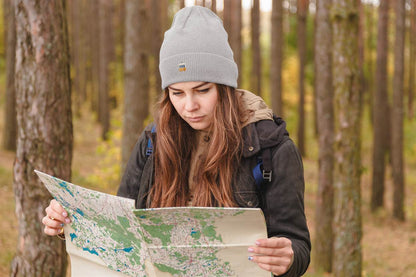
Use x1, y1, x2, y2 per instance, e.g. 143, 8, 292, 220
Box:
230, 0, 242, 86
331, 0, 362, 276
371, 0, 390, 211
314, 0, 334, 272
12, 0, 72, 275
408, 0, 416, 119
3, 0, 17, 151
251, 0, 262, 96
122, 0, 150, 173
297, 0, 308, 156
98, 0, 113, 140
392, 0, 406, 221
151, 0, 163, 92
271, 0, 284, 116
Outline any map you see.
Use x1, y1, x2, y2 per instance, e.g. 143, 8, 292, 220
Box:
35, 170, 269, 277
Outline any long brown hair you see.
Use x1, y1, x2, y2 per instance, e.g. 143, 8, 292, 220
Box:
149, 84, 248, 207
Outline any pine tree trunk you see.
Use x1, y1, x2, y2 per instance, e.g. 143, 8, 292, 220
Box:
408, 0, 416, 119
331, 0, 362, 275
211, 0, 216, 13
151, 0, 163, 92
271, 0, 284, 116
297, 0, 308, 156
392, 0, 406, 221
314, 0, 334, 272
230, 0, 242, 86
122, 0, 150, 173
3, 0, 17, 151
371, 0, 389, 211
251, 0, 262, 96
98, 0, 113, 139
12, 0, 72, 275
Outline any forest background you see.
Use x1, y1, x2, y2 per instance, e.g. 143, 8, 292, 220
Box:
0, 0, 416, 276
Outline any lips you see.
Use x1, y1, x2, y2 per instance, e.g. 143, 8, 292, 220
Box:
186, 116, 204, 123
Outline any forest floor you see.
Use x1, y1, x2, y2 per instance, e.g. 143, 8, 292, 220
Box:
0, 111, 416, 277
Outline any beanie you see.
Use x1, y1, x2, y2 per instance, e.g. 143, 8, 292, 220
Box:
159, 6, 238, 89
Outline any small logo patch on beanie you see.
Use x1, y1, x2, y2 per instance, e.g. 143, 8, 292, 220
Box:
178, 63, 186, 72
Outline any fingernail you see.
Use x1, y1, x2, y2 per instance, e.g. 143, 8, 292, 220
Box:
255, 241, 260, 246
65, 218, 71, 223
248, 247, 254, 253
248, 256, 253, 261
60, 223, 64, 227
62, 211, 67, 217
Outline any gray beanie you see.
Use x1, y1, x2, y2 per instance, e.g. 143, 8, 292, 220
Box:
159, 6, 238, 89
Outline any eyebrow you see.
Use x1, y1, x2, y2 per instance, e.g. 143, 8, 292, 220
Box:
168, 82, 210, 91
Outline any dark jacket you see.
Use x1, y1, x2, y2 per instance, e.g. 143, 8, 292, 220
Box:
118, 117, 311, 277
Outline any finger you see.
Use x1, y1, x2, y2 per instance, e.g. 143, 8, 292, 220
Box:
45, 201, 71, 224
250, 255, 292, 267
255, 237, 292, 248
256, 262, 288, 276
44, 225, 64, 236
42, 215, 65, 229
50, 199, 68, 217
248, 245, 292, 257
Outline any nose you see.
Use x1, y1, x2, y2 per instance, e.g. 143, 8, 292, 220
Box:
184, 95, 199, 112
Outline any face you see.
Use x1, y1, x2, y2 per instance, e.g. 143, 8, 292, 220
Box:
168, 82, 218, 131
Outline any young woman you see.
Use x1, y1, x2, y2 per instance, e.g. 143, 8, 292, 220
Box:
43, 6, 311, 276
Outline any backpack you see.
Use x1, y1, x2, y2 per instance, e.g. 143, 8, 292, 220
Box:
145, 125, 272, 188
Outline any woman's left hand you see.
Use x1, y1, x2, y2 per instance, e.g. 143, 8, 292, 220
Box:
248, 237, 294, 276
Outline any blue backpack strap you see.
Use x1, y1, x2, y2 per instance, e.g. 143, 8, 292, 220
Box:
146, 125, 156, 156
252, 148, 273, 189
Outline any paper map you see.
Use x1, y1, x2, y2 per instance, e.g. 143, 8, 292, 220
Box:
35, 170, 269, 276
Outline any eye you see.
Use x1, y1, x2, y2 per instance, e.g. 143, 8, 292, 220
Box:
197, 88, 210, 93
170, 90, 183, 96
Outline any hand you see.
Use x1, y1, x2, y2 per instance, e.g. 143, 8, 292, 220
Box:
248, 237, 294, 276
42, 199, 71, 236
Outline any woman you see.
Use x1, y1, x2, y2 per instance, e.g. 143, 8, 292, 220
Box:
43, 6, 310, 276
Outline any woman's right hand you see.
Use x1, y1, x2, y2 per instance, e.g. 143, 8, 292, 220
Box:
42, 199, 71, 236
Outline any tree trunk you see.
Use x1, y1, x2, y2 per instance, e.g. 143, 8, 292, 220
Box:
271, 0, 284, 116
211, 0, 216, 13
392, 0, 406, 221
122, 0, 150, 173
371, 0, 390, 211
230, 0, 242, 86
151, 0, 163, 92
331, 0, 362, 275
88, 0, 100, 114
98, 0, 113, 140
3, 0, 17, 151
223, 0, 232, 35
251, 0, 262, 96
297, 0, 308, 157
357, 0, 365, 117
314, 0, 334, 272
12, 0, 72, 275
408, 0, 416, 119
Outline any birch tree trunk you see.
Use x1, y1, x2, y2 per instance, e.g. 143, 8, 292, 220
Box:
12, 0, 72, 275
314, 0, 334, 272
331, 0, 362, 275
392, 0, 406, 221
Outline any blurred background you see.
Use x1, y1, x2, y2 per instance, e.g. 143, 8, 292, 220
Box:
0, 0, 415, 276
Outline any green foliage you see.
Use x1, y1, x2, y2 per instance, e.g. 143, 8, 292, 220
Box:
85, 116, 122, 195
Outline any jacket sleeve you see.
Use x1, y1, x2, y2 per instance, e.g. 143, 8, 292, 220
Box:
263, 139, 311, 277
117, 125, 152, 200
